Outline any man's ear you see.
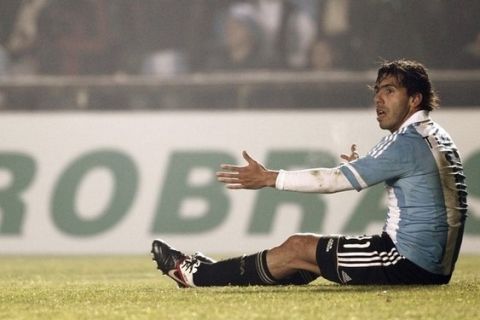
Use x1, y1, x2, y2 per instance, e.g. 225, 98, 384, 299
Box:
410, 93, 423, 109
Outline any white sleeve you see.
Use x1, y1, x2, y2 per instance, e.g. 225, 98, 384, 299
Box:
275, 167, 354, 193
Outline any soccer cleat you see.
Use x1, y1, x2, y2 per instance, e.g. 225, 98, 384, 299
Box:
151, 239, 202, 288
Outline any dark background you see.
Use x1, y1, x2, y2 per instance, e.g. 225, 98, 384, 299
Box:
0, 0, 479, 110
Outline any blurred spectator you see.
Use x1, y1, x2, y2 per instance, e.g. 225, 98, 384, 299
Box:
138, 49, 190, 109
206, 2, 269, 71
308, 0, 351, 70
257, 0, 318, 69
0, 25, 9, 110
461, 32, 480, 68
0, 40, 10, 76
127, 0, 196, 74
3, 0, 48, 75
309, 39, 334, 70
6, 0, 48, 59
141, 49, 189, 76
443, 0, 480, 69
35, 0, 113, 75
281, 0, 319, 69
313, 0, 444, 70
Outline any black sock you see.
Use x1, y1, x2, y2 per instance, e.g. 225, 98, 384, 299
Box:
192, 250, 277, 286
277, 270, 319, 285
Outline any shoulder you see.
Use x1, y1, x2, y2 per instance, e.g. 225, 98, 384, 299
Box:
368, 129, 417, 159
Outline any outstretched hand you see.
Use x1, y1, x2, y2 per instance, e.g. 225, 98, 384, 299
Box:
216, 151, 278, 190
340, 144, 359, 162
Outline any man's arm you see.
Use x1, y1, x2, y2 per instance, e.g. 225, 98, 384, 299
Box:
276, 167, 353, 193
216, 150, 354, 193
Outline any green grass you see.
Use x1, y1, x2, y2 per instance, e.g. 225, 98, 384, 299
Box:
0, 255, 479, 320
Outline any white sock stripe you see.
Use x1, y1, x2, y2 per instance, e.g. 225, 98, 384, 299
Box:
255, 252, 276, 284
254, 253, 267, 283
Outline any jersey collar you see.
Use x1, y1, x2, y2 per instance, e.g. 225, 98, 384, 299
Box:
397, 110, 430, 132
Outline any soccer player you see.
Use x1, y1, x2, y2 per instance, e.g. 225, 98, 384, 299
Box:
151, 59, 468, 287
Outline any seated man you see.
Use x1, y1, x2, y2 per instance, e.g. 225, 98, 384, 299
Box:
151, 59, 468, 287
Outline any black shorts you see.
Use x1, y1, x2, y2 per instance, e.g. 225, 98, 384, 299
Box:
316, 232, 451, 285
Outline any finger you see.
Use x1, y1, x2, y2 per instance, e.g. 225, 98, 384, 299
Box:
340, 154, 349, 161
226, 184, 245, 190
242, 150, 254, 164
220, 164, 243, 171
216, 171, 239, 178
217, 177, 240, 184
351, 144, 357, 152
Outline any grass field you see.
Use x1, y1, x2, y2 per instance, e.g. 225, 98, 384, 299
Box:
1, 254, 479, 320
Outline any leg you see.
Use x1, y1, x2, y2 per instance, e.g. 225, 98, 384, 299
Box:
151, 234, 321, 287
267, 233, 321, 279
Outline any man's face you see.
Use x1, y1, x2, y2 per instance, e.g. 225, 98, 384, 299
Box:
373, 75, 419, 132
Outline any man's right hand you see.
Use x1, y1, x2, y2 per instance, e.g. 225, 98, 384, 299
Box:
216, 151, 278, 190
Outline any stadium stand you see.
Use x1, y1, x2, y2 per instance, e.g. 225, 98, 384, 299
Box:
0, 0, 478, 110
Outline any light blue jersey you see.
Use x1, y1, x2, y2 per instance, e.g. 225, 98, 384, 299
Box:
339, 111, 468, 275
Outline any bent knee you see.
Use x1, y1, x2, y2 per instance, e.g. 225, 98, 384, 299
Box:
282, 233, 320, 252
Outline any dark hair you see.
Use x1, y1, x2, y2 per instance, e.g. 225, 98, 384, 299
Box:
376, 59, 440, 111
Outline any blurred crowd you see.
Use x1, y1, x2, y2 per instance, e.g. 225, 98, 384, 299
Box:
0, 0, 479, 78
0, 0, 479, 110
